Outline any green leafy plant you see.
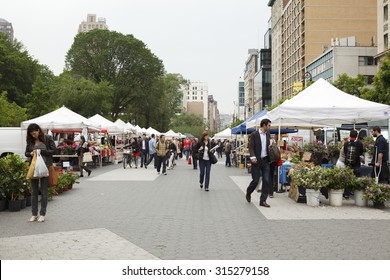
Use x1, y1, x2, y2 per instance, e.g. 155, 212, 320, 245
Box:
327, 143, 341, 158
288, 162, 325, 190
350, 176, 371, 191
303, 142, 327, 164
363, 183, 390, 204
0, 154, 29, 200
57, 170, 79, 191
361, 137, 375, 156
323, 167, 355, 190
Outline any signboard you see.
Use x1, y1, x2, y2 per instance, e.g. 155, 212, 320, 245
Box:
289, 135, 304, 148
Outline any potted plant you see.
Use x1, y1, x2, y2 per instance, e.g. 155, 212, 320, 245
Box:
323, 166, 355, 206
0, 154, 29, 211
351, 176, 371, 206
289, 163, 323, 206
361, 137, 375, 164
303, 142, 327, 165
363, 183, 390, 209
326, 143, 341, 164
57, 170, 80, 192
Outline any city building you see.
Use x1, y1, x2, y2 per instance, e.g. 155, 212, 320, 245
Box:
0, 18, 14, 40
182, 81, 209, 122
375, 0, 389, 65
78, 14, 108, 33
268, 0, 377, 102
237, 81, 245, 121
306, 36, 377, 85
253, 22, 272, 113
243, 49, 259, 118
219, 114, 233, 129
208, 95, 220, 132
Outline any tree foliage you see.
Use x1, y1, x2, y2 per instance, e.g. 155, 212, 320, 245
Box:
0, 33, 39, 107
332, 73, 367, 97
0, 92, 27, 126
230, 119, 243, 128
65, 29, 165, 121
170, 112, 207, 138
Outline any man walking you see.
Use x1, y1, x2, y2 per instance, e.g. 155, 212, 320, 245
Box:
139, 133, 149, 168
145, 134, 156, 168
245, 118, 272, 207
155, 135, 168, 175
371, 126, 389, 183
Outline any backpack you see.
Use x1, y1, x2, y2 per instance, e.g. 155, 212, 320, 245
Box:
345, 141, 358, 166
268, 143, 281, 163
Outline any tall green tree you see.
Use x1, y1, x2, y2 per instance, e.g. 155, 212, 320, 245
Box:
65, 29, 165, 120
0, 91, 27, 126
333, 73, 367, 97
365, 53, 390, 104
49, 72, 113, 118
0, 33, 39, 107
170, 112, 207, 138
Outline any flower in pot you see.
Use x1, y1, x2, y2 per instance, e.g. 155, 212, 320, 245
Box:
323, 167, 355, 206
350, 176, 371, 206
363, 183, 390, 208
361, 137, 375, 156
303, 142, 327, 165
0, 154, 29, 201
326, 143, 341, 164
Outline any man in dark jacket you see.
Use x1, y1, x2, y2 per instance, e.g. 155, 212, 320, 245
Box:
139, 133, 149, 168
371, 126, 389, 183
246, 118, 272, 207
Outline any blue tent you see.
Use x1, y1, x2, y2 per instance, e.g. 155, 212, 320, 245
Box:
231, 109, 267, 134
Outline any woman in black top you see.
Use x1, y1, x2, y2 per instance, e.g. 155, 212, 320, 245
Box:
193, 131, 214, 191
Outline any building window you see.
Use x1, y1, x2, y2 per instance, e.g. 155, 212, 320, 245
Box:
385, 5, 389, 21
364, 75, 374, 85
385, 34, 389, 50
358, 56, 375, 66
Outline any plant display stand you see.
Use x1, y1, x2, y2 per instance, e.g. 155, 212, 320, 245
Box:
306, 189, 320, 206
329, 189, 343, 206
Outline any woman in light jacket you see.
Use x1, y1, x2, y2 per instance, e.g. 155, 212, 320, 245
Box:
25, 123, 56, 223
193, 131, 214, 192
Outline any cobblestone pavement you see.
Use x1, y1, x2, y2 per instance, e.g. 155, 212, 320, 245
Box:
1, 158, 390, 260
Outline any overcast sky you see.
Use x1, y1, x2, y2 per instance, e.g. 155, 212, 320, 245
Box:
2, 0, 270, 115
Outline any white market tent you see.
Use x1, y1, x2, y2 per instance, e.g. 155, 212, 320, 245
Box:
267, 78, 390, 127
164, 129, 179, 138
21, 106, 101, 132
213, 127, 232, 139
146, 127, 160, 136
88, 114, 124, 134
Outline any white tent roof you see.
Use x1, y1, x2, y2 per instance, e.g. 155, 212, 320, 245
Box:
21, 106, 101, 132
213, 127, 232, 139
88, 114, 124, 133
267, 78, 390, 127
164, 129, 179, 138
146, 127, 160, 136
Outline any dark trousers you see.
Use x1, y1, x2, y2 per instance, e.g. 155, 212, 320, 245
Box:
79, 156, 91, 176
145, 153, 156, 167
225, 152, 231, 166
193, 157, 198, 169
31, 177, 48, 216
372, 162, 390, 183
140, 149, 147, 167
156, 155, 167, 173
269, 162, 277, 195
199, 159, 212, 189
247, 159, 270, 202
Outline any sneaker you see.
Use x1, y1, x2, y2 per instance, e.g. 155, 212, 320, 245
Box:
163, 172, 167, 175
145, 165, 147, 169
37, 216, 45, 222
87, 170, 92, 176
29, 215, 38, 222
205, 188, 209, 192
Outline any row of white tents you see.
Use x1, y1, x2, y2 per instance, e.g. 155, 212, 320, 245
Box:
20, 106, 182, 138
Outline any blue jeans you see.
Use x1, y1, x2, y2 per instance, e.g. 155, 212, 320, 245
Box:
184, 149, 190, 161
140, 149, 147, 167
31, 177, 48, 216
199, 159, 212, 189
225, 152, 231, 166
247, 159, 270, 202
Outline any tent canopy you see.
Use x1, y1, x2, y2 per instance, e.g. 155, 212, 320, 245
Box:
213, 128, 232, 139
21, 106, 100, 132
164, 129, 179, 138
267, 78, 390, 127
88, 114, 124, 134
231, 109, 268, 134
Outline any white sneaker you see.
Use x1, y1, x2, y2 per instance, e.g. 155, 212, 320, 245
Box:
29, 215, 38, 222
37, 216, 45, 222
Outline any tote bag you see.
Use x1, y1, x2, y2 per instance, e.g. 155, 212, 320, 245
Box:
33, 150, 49, 178
83, 152, 93, 163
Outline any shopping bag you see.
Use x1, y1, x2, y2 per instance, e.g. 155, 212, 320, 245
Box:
48, 166, 58, 187
209, 152, 218, 164
26, 153, 37, 179
33, 150, 49, 178
188, 157, 192, 165
83, 152, 93, 163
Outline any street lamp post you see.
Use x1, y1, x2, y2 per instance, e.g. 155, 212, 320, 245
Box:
304, 72, 312, 88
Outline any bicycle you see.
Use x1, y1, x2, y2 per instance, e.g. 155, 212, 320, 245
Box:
123, 149, 133, 169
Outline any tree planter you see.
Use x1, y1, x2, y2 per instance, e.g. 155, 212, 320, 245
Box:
8, 200, 22, 212
354, 190, 367, 207
306, 189, 321, 206
329, 189, 343, 206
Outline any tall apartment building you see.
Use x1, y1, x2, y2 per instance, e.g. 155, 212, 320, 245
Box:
237, 81, 245, 121
208, 95, 220, 132
268, 0, 377, 102
182, 81, 209, 122
376, 0, 389, 64
0, 18, 14, 40
243, 49, 259, 118
78, 14, 108, 33
306, 36, 377, 84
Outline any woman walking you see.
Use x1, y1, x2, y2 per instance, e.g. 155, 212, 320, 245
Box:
77, 135, 92, 177
194, 131, 214, 191
25, 123, 56, 223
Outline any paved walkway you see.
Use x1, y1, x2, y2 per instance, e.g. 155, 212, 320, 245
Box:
1, 158, 390, 259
